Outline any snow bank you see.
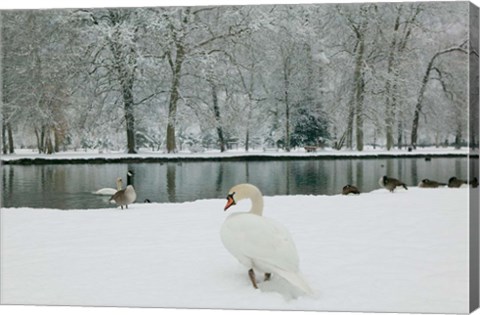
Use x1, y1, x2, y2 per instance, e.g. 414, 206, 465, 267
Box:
0, 188, 471, 313
0, 147, 474, 164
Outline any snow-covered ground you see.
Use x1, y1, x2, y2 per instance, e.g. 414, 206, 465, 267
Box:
0, 187, 472, 313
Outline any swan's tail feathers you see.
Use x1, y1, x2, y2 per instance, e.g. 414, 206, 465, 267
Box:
272, 268, 314, 295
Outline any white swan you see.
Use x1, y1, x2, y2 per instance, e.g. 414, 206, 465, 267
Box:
220, 183, 313, 295
109, 185, 137, 209
94, 177, 123, 195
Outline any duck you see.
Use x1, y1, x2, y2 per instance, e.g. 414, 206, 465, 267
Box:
94, 177, 123, 195
109, 185, 137, 209
379, 175, 407, 192
342, 184, 360, 195
418, 179, 446, 188
220, 183, 313, 295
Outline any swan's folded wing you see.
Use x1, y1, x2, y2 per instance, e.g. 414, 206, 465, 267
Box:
222, 214, 300, 272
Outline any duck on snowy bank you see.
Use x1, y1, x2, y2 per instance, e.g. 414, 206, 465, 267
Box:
220, 183, 313, 295
342, 184, 360, 195
418, 179, 446, 188
379, 175, 408, 192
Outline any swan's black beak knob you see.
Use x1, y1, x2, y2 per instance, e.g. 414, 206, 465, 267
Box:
224, 193, 236, 211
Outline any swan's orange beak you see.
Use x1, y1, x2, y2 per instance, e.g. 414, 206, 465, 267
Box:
224, 195, 236, 211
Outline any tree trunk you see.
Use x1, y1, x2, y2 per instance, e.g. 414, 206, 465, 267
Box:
385, 10, 401, 150
344, 6, 369, 152
45, 129, 54, 154
410, 60, 432, 149
2, 120, 7, 154
35, 126, 46, 153
123, 77, 137, 154
7, 123, 14, 154
397, 120, 403, 149
346, 96, 354, 149
244, 104, 253, 152
354, 35, 365, 151
54, 127, 61, 153
283, 57, 291, 152
455, 120, 462, 149
34, 128, 41, 153
107, 12, 138, 154
210, 81, 226, 152
234, 62, 255, 152
166, 44, 185, 153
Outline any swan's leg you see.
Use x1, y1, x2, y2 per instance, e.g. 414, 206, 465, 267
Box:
248, 269, 258, 289
120, 205, 124, 210
264, 273, 271, 281
126, 204, 128, 209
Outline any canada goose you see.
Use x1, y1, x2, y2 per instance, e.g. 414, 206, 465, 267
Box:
418, 179, 446, 188
221, 183, 313, 295
448, 177, 468, 188
109, 185, 137, 209
448, 176, 478, 188
342, 185, 360, 195
379, 175, 408, 192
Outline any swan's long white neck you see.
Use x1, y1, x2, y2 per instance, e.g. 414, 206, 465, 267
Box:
116, 178, 123, 190
231, 184, 264, 216
248, 190, 264, 216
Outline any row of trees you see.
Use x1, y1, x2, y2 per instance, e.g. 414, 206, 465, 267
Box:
0, 2, 474, 154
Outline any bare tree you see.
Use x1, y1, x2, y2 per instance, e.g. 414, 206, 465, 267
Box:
157, 7, 249, 153
74, 8, 145, 153
410, 43, 468, 149
384, 4, 422, 150
337, 4, 375, 151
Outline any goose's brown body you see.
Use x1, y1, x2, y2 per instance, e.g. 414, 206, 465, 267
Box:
110, 185, 137, 209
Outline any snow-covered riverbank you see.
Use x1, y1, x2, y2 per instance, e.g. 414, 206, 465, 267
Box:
0, 147, 475, 164
0, 187, 472, 313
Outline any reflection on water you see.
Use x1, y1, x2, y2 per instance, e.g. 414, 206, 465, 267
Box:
167, 163, 176, 203
1, 157, 472, 209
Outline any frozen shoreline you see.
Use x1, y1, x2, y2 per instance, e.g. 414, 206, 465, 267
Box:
1, 147, 476, 164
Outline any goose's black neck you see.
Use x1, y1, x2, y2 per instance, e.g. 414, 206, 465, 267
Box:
127, 171, 134, 186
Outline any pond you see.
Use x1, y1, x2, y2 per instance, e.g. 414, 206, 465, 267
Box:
1, 157, 474, 209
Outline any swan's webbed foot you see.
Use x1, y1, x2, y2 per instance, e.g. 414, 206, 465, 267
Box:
248, 269, 258, 289
264, 273, 271, 281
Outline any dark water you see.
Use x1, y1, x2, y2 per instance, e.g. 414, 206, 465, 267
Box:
1, 157, 474, 209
